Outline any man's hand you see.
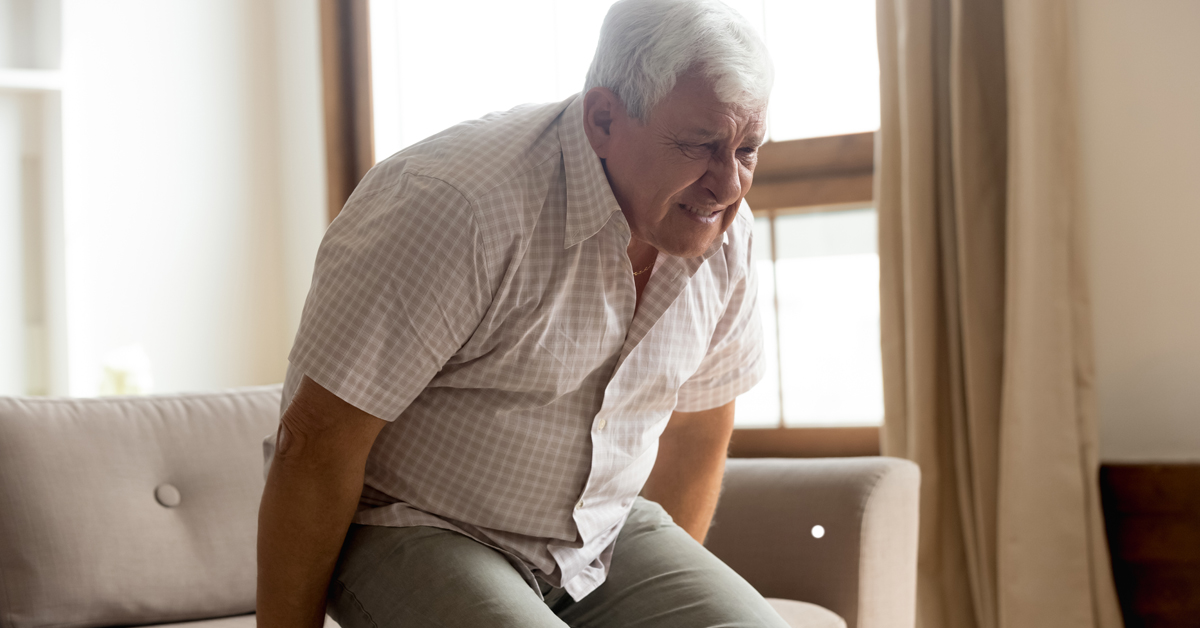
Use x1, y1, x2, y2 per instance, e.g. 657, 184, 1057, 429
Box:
641, 400, 736, 543
257, 377, 387, 628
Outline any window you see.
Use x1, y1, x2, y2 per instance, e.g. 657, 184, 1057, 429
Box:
366, 0, 879, 155
740, 207, 883, 428
732, 132, 881, 457
333, 0, 884, 455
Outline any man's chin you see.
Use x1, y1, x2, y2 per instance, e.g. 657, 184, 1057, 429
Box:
636, 206, 735, 258
653, 232, 724, 259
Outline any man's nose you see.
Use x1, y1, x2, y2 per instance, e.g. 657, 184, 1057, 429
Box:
703, 152, 744, 206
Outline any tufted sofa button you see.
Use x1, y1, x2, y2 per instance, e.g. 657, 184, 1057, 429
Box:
155, 483, 181, 508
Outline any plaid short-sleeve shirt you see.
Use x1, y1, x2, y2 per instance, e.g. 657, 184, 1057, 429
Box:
274, 94, 764, 600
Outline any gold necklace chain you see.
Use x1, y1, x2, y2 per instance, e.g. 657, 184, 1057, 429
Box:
632, 262, 654, 276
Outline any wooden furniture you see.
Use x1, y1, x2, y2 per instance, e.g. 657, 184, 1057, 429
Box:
1101, 464, 1200, 627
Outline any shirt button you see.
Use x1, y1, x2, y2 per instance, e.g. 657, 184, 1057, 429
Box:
596, 418, 607, 432
576, 500, 585, 511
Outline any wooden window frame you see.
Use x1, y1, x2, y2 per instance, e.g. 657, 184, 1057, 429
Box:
319, 3, 881, 457
320, 0, 374, 223
745, 131, 875, 213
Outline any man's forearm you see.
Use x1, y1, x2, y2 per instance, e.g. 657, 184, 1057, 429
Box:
257, 378, 388, 628
256, 446, 365, 628
641, 401, 736, 543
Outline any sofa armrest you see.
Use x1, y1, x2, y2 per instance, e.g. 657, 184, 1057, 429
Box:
705, 457, 920, 628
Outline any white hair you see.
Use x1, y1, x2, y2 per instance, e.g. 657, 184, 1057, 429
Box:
583, 0, 773, 121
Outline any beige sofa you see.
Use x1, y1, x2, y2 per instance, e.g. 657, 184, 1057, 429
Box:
0, 386, 918, 628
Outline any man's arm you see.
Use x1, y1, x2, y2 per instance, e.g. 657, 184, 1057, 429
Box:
257, 376, 388, 628
641, 400, 736, 543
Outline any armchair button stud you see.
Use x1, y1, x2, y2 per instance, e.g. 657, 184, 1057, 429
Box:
811, 525, 825, 539
155, 483, 181, 508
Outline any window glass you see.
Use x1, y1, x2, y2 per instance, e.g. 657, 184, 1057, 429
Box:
763, 0, 880, 141
733, 215, 780, 427
369, 0, 880, 157
774, 209, 883, 426
370, 0, 614, 160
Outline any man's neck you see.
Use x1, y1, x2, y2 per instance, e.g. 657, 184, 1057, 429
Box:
626, 238, 658, 273
628, 238, 658, 312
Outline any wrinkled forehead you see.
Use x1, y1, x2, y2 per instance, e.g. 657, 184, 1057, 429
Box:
675, 119, 766, 147
654, 95, 767, 145
651, 72, 764, 124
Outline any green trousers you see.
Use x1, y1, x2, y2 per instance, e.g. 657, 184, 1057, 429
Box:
326, 497, 790, 627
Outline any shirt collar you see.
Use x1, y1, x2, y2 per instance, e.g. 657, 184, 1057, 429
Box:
559, 95, 623, 249
558, 93, 731, 260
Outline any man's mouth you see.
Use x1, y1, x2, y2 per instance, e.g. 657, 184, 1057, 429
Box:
677, 203, 723, 225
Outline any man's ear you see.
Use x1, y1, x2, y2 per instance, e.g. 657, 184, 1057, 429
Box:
582, 87, 625, 159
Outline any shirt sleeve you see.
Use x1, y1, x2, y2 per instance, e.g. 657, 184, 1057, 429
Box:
673, 229, 767, 413
286, 172, 493, 421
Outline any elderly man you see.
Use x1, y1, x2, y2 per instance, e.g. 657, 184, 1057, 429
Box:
257, 0, 787, 626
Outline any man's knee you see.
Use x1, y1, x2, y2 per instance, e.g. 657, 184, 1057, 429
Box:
559, 501, 790, 628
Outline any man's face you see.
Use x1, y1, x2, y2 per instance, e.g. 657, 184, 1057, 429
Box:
586, 73, 766, 258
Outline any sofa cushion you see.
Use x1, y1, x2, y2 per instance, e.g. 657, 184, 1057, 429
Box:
767, 598, 848, 628
144, 614, 339, 628
0, 386, 283, 628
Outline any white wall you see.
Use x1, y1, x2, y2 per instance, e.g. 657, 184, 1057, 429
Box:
0, 94, 24, 394
0, 0, 63, 396
1078, 0, 1200, 461
60, 0, 326, 395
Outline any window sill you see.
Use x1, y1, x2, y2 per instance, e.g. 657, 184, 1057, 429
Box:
729, 426, 881, 458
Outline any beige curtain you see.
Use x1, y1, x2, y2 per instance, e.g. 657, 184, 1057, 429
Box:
875, 0, 1124, 626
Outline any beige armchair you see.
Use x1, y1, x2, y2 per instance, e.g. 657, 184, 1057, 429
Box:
709, 458, 920, 628
0, 386, 918, 628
